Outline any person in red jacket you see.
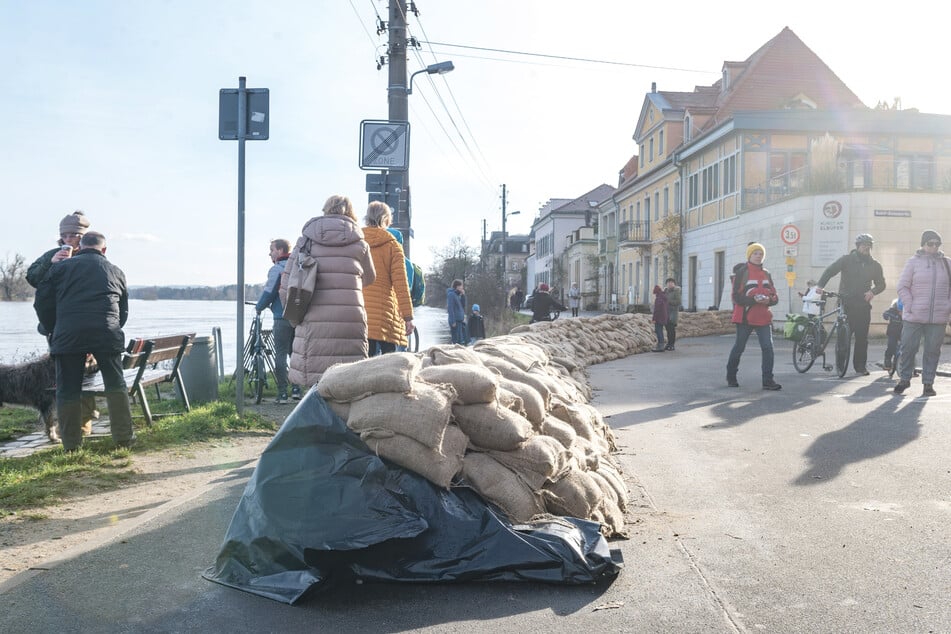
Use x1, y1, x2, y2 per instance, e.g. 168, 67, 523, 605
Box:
726, 243, 782, 390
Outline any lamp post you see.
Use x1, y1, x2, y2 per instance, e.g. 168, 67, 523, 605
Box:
500, 183, 520, 289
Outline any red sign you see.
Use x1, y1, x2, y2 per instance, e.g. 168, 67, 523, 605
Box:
781, 224, 801, 245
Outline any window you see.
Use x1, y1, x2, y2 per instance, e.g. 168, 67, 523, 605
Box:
684, 115, 691, 141
722, 155, 736, 195
688, 173, 699, 208
649, 138, 654, 161
654, 192, 660, 221
645, 197, 651, 225
659, 130, 664, 155
702, 164, 719, 202
640, 146, 644, 168
663, 187, 670, 216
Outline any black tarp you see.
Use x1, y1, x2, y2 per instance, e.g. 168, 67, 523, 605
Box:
204, 390, 621, 604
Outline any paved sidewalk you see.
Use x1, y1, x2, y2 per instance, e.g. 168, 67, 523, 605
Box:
0, 417, 112, 458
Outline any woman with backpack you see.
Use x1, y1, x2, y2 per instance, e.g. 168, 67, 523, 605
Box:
726, 243, 782, 391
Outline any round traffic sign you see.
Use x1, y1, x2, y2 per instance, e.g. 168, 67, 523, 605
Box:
781, 224, 801, 245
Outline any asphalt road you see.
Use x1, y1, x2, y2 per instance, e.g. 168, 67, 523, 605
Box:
2, 334, 949, 633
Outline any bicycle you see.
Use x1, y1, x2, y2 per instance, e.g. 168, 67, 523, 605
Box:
240, 302, 276, 404
791, 291, 852, 378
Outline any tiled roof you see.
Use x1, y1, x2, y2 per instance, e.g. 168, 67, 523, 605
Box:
552, 183, 617, 213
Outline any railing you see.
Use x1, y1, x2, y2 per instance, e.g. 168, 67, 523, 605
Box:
618, 221, 651, 244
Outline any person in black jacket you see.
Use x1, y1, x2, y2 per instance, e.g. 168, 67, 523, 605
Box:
816, 233, 886, 375
467, 303, 486, 344
529, 283, 566, 323
34, 231, 136, 452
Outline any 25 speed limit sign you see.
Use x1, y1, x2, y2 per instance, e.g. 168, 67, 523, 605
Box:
781, 224, 801, 245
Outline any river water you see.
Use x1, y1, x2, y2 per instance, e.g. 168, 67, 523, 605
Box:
0, 301, 450, 371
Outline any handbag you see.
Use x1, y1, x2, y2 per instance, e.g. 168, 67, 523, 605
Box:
283, 238, 318, 327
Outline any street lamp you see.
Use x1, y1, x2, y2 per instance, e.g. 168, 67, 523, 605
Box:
407, 61, 455, 95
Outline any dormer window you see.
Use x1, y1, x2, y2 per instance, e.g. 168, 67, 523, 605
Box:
684, 115, 692, 141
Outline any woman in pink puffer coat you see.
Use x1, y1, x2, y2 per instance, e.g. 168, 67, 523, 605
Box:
893, 230, 951, 397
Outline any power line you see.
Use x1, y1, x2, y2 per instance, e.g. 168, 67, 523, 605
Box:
421, 40, 715, 75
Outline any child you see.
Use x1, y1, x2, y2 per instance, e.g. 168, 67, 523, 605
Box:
800, 280, 822, 316
882, 298, 903, 371
467, 303, 486, 345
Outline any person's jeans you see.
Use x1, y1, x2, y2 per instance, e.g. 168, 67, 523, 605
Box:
845, 300, 871, 371
654, 323, 665, 348
450, 321, 466, 345
368, 339, 397, 356
726, 323, 775, 383
665, 322, 677, 348
272, 318, 295, 395
898, 322, 946, 384
55, 350, 134, 450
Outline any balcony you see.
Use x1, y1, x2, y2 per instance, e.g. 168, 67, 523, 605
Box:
598, 236, 617, 255
618, 221, 651, 245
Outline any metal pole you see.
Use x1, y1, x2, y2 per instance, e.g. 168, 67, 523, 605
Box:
387, 0, 410, 258
501, 184, 507, 288
235, 76, 246, 416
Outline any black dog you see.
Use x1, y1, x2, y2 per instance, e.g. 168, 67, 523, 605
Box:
0, 354, 59, 442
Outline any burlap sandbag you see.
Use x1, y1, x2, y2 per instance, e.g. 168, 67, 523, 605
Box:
496, 387, 524, 415
427, 344, 485, 366
596, 462, 630, 511
476, 354, 552, 405
542, 467, 602, 520
472, 341, 542, 372
317, 352, 422, 401
452, 402, 534, 451
486, 435, 570, 490
539, 415, 577, 449
568, 436, 600, 471
462, 452, 545, 523
596, 497, 627, 537
418, 364, 498, 404
361, 424, 468, 489
348, 382, 453, 449
495, 376, 546, 425
550, 401, 597, 442
327, 400, 350, 422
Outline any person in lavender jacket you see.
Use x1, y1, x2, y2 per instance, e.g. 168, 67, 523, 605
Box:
893, 230, 951, 397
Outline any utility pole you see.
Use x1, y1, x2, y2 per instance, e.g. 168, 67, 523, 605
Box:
501, 184, 507, 285
387, 0, 410, 258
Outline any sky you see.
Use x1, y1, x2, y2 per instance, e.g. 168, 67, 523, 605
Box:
2, 1, 947, 287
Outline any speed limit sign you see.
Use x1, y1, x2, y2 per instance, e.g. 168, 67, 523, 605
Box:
781, 224, 801, 245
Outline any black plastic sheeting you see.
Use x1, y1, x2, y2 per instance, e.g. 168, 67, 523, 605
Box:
204, 390, 622, 604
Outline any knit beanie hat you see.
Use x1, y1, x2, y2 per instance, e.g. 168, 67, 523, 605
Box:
920, 230, 942, 246
746, 242, 766, 261
59, 211, 90, 236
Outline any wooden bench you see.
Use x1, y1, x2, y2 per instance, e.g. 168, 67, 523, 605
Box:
81, 333, 195, 426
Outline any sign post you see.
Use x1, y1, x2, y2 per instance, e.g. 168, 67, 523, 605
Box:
219, 77, 269, 416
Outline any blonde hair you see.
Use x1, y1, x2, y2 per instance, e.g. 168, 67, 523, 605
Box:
322, 195, 356, 221
364, 201, 392, 227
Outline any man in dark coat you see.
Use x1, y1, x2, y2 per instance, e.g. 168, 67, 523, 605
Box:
34, 231, 135, 451
529, 283, 566, 323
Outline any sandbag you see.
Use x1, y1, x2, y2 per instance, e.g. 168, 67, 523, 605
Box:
362, 424, 468, 489
462, 452, 545, 523
496, 376, 546, 425
486, 435, 570, 490
348, 382, 453, 449
317, 352, 422, 401
539, 415, 577, 449
428, 345, 485, 366
542, 467, 602, 520
418, 364, 498, 404
452, 402, 534, 451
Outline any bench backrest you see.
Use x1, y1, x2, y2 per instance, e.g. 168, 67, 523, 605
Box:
123, 333, 195, 372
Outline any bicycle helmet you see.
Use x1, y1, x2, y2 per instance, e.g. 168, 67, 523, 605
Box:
855, 233, 874, 247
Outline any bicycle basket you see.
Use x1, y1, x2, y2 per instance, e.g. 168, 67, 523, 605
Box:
784, 314, 810, 341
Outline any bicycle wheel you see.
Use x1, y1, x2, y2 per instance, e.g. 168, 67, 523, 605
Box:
835, 321, 851, 378
792, 323, 819, 373
252, 355, 265, 404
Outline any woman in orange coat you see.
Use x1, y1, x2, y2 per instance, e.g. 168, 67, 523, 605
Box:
362, 202, 414, 354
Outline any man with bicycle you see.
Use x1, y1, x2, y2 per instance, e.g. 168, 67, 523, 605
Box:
815, 233, 886, 376
256, 239, 300, 403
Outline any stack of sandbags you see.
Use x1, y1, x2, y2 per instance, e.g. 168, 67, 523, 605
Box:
675, 310, 735, 337
509, 313, 656, 366
415, 341, 628, 537
317, 352, 466, 489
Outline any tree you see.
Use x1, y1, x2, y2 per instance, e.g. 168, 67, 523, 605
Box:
425, 236, 479, 307
0, 253, 32, 301
656, 215, 682, 283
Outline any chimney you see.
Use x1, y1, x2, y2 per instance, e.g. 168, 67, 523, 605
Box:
651, 82, 656, 93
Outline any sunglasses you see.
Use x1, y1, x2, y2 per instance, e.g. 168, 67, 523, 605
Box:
926, 240, 942, 247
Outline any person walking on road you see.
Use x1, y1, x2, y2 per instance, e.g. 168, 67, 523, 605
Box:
651, 285, 669, 352
726, 243, 782, 390
893, 230, 951, 396
33, 231, 136, 451
663, 277, 681, 351
815, 233, 886, 375
256, 238, 300, 403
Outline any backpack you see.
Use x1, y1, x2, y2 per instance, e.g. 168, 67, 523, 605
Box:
410, 261, 425, 307
283, 238, 319, 327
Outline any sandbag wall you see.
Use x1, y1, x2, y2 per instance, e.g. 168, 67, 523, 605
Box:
316, 345, 628, 538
